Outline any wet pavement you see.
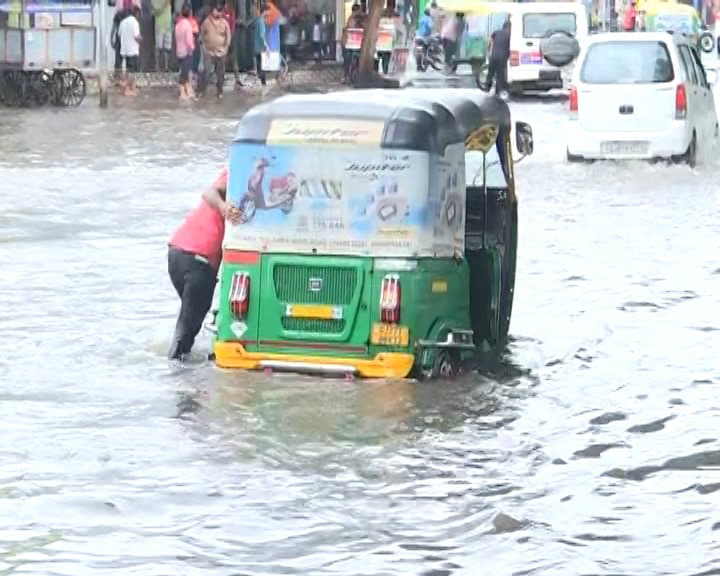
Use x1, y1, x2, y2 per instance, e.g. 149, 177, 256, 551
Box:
1, 90, 720, 576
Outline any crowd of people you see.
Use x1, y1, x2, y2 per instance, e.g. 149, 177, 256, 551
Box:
110, 0, 332, 99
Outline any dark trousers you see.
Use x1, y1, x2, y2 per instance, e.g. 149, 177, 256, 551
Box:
167, 246, 217, 360
198, 52, 226, 96
486, 56, 508, 94
254, 53, 267, 85
114, 43, 123, 72
442, 38, 457, 65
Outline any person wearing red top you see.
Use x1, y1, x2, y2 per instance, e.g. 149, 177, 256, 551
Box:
623, 2, 637, 31
167, 170, 240, 360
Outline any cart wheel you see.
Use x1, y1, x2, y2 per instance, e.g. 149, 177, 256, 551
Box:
26, 71, 53, 108
1, 72, 25, 107
54, 69, 86, 107
15, 72, 33, 107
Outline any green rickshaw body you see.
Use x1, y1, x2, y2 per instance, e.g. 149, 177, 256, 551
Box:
212, 89, 525, 379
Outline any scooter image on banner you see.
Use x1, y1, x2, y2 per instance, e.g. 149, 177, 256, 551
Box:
239, 157, 299, 224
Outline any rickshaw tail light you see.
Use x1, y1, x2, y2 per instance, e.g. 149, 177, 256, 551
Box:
229, 272, 250, 318
569, 86, 578, 114
675, 84, 687, 119
509, 51, 519, 66
380, 274, 401, 324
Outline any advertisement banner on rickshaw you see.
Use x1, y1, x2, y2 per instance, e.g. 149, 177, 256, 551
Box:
225, 121, 463, 257
345, 19, 396, 51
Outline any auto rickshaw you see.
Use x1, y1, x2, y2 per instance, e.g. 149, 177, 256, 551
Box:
208, 89, 534, 379
638, 1, 714, 53
432, 0, 509, 82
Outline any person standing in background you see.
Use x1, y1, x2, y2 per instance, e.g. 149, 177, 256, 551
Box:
111, 7, 131, 82
428, 0, 441, 32
199, 1, 232, 98
175, 3, 196, 99
485, 18, 510, 96
312, 14, 322, 63
623, 1, 637, 31
283, 8, 300, 63
119, 5, 142, 95
152, 0, 173, 71
341, 3, 361, 82
219, 2, 241, 87
253, 4, 269, 86
440, 11, 460, 71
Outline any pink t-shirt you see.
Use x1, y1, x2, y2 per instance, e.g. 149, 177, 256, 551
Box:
169, 170, 227, 270
175, 17, 195, 59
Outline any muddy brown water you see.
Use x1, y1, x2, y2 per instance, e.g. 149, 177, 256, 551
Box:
1, 95, 719, 575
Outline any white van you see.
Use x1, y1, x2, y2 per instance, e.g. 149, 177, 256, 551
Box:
566, 32, 718, 166
505, 2, 588, 92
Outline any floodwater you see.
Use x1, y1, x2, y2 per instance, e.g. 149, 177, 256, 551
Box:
1, 90, 720, 576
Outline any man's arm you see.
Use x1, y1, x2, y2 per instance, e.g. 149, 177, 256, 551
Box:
202, 177, 228, 215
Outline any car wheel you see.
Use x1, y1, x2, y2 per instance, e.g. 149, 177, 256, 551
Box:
683, 132, 697, 168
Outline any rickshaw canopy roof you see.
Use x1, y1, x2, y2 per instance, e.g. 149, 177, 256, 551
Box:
233, 89, 512, 153
641, 1, 698, 17
435, 0, 512, 14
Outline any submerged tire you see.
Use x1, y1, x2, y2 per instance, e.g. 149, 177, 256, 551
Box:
498, 205, 518, 345
420, 349, 460, 380
540, 30, 580, 68
684, 133, 697, 168
700, 31, 715, 54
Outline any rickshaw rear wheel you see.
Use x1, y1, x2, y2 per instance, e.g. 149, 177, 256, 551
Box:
426, 350, 460, 379
417, 348, 460, 380
498, 205, 518, 345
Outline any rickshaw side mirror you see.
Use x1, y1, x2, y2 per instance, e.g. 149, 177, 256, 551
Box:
515, 121, 534, 157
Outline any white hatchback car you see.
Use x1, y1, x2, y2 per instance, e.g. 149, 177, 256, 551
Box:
566, 32, 718, 166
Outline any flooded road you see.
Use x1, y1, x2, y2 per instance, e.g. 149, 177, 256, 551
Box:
1, 95, 720, 576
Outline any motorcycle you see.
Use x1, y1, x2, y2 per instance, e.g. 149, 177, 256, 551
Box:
239, 157, 299, 224
414, 34, 443, 72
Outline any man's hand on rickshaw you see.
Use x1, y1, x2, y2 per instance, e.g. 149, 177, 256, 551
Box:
221, 201, 242, 224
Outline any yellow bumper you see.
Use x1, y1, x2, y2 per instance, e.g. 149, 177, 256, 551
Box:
213, 342, 415, 379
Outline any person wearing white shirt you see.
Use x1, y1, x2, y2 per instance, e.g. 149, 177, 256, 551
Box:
312, 14, 322, 63
118, 5, 142, 95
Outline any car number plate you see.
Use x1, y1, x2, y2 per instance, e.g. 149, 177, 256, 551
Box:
520, 52, 542, 65
370, 323, 409, 347
600, 141, 648, 155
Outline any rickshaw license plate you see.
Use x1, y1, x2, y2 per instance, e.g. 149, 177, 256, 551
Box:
371, 323, 409, 347
286, 304, 342, 320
